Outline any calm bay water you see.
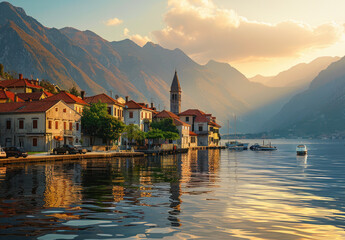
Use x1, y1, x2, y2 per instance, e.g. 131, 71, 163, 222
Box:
1, 139, 345, 239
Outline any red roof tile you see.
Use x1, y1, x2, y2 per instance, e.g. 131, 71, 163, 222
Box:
43, 91, 89, 105
84, 93, 124, 106
0, 90, 24, 102
125, 100, 154, 111
0, 79, 43, 89
173, 118, 190, 126
179, 109, 206, 116
179, 108, 221, 127
155, 110, 179, 119
0, 100, 61, 113
17, 92, 45, 101
189, 131, 198, 136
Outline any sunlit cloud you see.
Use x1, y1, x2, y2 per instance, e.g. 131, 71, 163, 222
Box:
105, 17, 123, 26
153, 0, 344, 64
123, 28, 151, 47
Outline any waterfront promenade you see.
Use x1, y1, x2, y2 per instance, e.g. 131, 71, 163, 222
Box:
0, 146, 225, 165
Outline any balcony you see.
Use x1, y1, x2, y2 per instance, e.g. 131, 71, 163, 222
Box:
64, 130, 73, 136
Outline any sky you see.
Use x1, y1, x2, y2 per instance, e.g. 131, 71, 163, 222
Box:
5, 0, 345, 78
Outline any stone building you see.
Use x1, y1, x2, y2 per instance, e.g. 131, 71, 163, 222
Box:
0, 100, 81, 151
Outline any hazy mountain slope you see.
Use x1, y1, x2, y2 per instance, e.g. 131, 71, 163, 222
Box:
0, 2, 304, 133
266, 56, 345, 136
250, 57, 339, 89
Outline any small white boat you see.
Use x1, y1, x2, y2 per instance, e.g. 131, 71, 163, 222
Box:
0, 146, 6, 159
296, 145, 307, 155
226, 141, 249, 150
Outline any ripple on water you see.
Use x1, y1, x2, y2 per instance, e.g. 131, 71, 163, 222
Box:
62, 220, 112, 227
37, 234, 78, 240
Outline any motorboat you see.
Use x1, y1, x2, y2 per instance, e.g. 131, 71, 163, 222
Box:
250, 142, 277, 151
226, 141, 249, 150
296, 144, 307, 155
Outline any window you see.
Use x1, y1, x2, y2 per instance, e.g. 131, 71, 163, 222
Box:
32, 138, 37, 147
191, 136, 196, 143
117, 109, 120, 117
19, 119, 24, 129
76, 122, 79, 131
48, 121, 52, 129
63, 108, 66, 113
141, 112, 143, 119
186, 116, 189, 122
64, 122, 66, 130
107, 107, 111, 115
55, 108, 58, 112
33, 119, 38, 129
129, 112, 133, 118
6, 120, 11, 129
198, 125, 203, 132
76, 138, 79, 143
55, 121, 59, 129
69, 122, 73, 130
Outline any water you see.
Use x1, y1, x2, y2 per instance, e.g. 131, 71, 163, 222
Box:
0, 139, 345, 239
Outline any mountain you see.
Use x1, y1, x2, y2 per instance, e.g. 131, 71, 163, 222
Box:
250, 57, 339, 89
266, 56, 345, 137
0, 2, 296, 132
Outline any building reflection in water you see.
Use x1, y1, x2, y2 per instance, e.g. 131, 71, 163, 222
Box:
0, 149, 221, 237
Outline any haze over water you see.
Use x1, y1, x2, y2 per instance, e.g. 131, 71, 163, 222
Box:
0, 140, 345, 239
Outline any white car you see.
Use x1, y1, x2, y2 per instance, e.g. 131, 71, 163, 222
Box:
0, 146, 7, 158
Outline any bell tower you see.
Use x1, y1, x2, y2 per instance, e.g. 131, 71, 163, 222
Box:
170, 70, 181, 115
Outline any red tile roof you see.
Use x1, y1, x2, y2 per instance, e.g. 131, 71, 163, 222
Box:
0, 90, 24, 102
0, 100, 61, 113
179, 109, 221, 127
84, 93, 124, 107
16, 92, 45, 101
125, 100, 154, 111
179, 109, 206, 116
173, 118, 190, 126
189, 131, 198, 136
43, 91, 89, 105
155, 110, 179, 119
0, 79, 43, 89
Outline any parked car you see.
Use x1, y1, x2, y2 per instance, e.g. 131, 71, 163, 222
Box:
3, 147, 28, 158
0, 146, 7, 158
75, 145, 87, 154
52, 144, 82, 155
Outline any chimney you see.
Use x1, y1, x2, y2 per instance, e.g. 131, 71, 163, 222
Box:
125, 96, 129, 102
151, 102, 154, 109
81, 91, 85, 100
19, 74, 23, 80
146, 104, 148, 108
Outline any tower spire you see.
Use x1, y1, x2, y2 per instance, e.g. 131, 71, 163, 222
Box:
170, 70, 182, 115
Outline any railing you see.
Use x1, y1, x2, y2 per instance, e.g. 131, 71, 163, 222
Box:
64, 130, 73, 135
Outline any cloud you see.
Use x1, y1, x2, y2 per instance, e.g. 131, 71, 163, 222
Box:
105, 17, 123, 26
123, 28, 151, 47
153, 0, 343, 63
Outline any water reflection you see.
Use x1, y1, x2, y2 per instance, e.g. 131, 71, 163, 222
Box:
1, 144, 345, 239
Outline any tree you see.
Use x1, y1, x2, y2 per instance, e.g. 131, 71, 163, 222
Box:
40, 79, 58, 94
150, 118, 179, 133
122, 124, 146, 146
69, 85, 80, 97
146, 128, 165, 140
163, 131, 180, 140
82, 102, 124, 145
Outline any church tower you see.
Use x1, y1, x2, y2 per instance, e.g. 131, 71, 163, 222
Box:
170, 70, 182, 115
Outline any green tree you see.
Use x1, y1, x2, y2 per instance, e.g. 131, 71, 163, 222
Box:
40, 80, 57, 94
150, 118, 179, 133
82, 102, 124, 145
146, 128, 165, 140
122, 124, 145, 145
163, 131, 180, 140
69, 85, 80, 97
